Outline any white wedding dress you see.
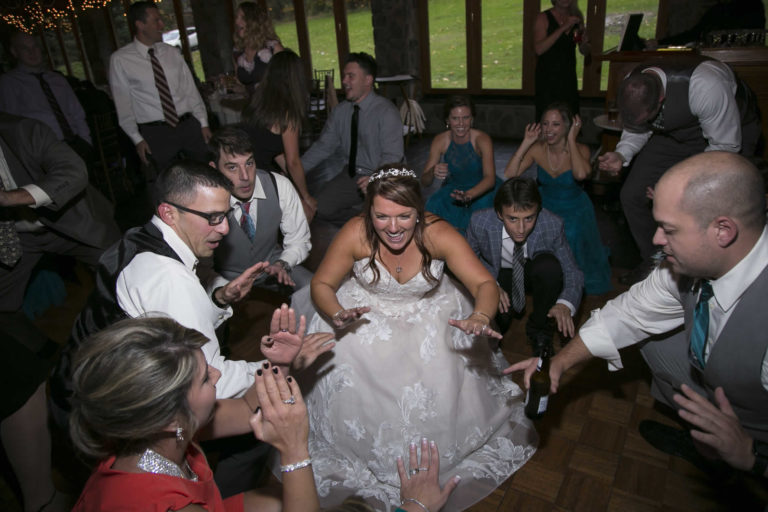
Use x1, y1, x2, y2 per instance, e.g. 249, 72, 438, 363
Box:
296, 258, 537, 511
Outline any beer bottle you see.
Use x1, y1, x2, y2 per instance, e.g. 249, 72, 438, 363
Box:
524, 347, 551, 419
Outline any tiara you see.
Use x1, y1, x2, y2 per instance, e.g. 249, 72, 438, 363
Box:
368, 168, 417, 183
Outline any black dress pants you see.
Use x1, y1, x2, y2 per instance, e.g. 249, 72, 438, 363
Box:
495, 252, 563, 340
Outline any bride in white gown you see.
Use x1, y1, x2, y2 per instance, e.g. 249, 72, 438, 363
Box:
296, 166, 537, 511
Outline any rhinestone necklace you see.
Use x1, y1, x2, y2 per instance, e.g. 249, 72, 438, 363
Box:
137, 448, 198, 481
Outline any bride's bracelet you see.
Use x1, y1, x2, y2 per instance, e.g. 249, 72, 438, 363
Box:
400, 498, 430, 512
281, 458, 312, 473
470, 311, 491, 323
332, 309, 346, 321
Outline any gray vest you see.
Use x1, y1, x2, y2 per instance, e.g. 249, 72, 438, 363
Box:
214, 171, 282, 280
682, 263, 768, 442
633, 56, 707, 147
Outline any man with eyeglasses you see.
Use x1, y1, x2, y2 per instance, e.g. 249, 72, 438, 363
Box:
52, 161, 328, 413
597, 56, 761, 285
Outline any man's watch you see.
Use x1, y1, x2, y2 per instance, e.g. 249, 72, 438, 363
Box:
274, 259, 292, 274
751, 439, 768, 477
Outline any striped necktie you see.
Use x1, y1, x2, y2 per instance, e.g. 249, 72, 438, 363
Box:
511, 243, 526, 312
33, 73, 74, 139
238, 201, 256, 241
147, 48, 179, 127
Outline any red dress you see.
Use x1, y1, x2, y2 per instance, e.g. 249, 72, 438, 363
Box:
73, 444, 244, 512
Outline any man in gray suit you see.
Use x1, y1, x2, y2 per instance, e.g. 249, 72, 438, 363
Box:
0, 113, 119, 314
510, 152, 768, 478
467, 177, 584, 355
208, 127, 312, 294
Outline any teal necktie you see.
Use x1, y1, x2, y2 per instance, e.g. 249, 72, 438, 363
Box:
690, 280, 713, 368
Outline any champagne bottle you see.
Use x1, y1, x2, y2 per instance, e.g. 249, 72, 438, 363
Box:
524, 347, 551, 419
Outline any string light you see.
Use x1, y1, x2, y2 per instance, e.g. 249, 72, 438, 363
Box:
1, 0, 111, 32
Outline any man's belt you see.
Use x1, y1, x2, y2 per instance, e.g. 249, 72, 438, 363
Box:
138, 112, 194, 127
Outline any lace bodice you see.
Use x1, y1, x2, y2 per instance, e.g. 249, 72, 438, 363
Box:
351, 258, 445, 306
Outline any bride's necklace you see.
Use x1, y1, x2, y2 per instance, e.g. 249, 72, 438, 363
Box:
546, 143, 568, 173
137, 448, 198, 481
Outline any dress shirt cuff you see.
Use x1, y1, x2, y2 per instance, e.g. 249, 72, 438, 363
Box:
207, 275, 231, 296
556, 299, 576, 316
22, 184, 53, 208
579, 308, 624, 371
195, 114, 209, 129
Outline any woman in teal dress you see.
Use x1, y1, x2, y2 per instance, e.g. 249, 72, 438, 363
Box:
421, 95, 501, 233
504, 103, 611, 294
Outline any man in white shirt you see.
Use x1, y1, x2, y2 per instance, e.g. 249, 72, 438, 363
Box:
510, 152, 768, 479
54, 161, 331, 405
109, 1, 210, 173
207, 127, 313, 294
597, 56, 761, 284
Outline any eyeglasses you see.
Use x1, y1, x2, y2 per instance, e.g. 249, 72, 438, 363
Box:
164, 200, 232, 226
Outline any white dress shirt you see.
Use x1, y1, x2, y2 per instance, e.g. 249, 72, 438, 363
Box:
116, 216, 259, 399
579, 226, 768, 390
615, 60, 741, 164
108, 39, 208, 145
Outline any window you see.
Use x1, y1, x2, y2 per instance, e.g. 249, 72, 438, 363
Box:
59, 18, 87, 79
427, 0, 467, 89
483, 0, 523, 90
108, 0, 132, 47
601, 0, 658, 88
270, 0, 300, 55
346, 0, 374, 62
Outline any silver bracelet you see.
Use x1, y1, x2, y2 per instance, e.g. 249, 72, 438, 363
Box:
401, 498, 430, 512
280, 458, 312, 473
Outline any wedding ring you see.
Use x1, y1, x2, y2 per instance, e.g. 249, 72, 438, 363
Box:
280, 328, 289, 332
418, 467, 429, 471
282, 396, 296, 405
408, 468, 419, 476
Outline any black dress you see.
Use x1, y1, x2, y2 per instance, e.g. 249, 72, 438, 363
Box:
535, 10, 579, 119
239, 122, 284, 171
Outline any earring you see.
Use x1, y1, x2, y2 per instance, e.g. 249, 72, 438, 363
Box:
416, 218, 420, 223
176, 426, 184, 442
445, 123, 449, 129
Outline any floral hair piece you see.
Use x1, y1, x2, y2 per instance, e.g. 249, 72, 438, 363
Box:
368, 168, 418, 183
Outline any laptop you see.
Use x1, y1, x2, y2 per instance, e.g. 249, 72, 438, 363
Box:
619, 13, 644, 51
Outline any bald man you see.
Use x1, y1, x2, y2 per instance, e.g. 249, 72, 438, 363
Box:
510, 152, 768, 478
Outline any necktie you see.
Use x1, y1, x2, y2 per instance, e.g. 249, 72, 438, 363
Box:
147, 48, 179, 127
0, 183, 22, 267
690, 280, 713, 368
238, 201, 256, 241
347, 105, 360, 177
511, 243, 526, 312
33, 73, 74, 140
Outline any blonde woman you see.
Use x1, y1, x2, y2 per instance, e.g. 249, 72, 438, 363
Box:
233, 2, 284, 91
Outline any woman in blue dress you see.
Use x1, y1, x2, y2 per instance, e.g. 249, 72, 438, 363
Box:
421, 95, 501, 234
504, 103, 612, 294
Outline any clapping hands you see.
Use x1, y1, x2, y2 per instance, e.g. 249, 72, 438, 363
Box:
260, 304, 335, 371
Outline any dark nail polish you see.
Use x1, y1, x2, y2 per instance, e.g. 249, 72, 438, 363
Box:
263, 361, 270, 369
254, 406, 260, 414
256, 369, 262, 376
272, 367, 278, 374
287, 377, 293, 383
